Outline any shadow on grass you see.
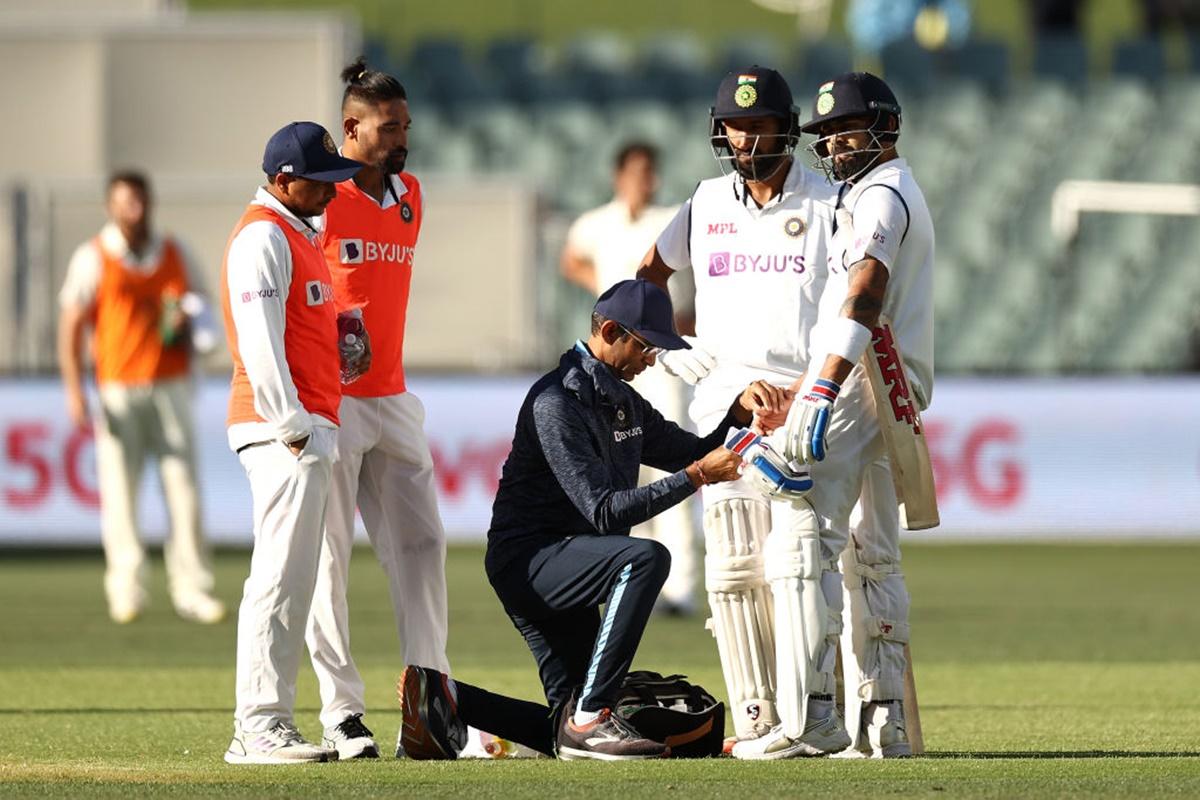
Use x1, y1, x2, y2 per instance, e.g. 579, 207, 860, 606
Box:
927, 751, 1200, 759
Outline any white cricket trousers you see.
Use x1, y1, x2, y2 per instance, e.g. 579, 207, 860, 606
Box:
630, 366, 700, 609
234, 426, 337, 733
95, 377, 213, 609
306, 392, 449, 728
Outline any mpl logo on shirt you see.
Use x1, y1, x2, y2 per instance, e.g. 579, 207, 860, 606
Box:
708, 251, 807, 276
305, 280, 334, 306
338, 238, 415, 266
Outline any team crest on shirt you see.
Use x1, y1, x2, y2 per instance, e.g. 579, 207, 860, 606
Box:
400, 200, 414, 223
339, 238, 364, 264
616, 408, 626, 422
783, 217, 806, 238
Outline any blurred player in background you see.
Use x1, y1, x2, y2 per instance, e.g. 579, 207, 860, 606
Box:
304, 59, 450, 760
758, 72, 935, 760
57, 170, 224, 625
221, 122, 363, 764
637, 66, 837, 745
561, 143, 701, 615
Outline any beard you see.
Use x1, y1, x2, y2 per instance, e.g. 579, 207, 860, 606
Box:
831, 149, 879, 182
733, 151, 788, 182
384, 147, 408, 174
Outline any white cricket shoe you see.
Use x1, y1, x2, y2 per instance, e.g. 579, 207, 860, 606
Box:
108, 587, 148, 624
732, 699, 851, 760
853, 700, 911, 759
224, 721, 338, 764
323, 713, 379, 759
174, 593, 227, 625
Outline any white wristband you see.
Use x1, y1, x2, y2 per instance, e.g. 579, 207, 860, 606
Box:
823, 317, 874, 364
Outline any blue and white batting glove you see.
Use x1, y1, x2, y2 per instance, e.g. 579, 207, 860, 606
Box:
782, 378, 841, 465
725, 428, 813, 501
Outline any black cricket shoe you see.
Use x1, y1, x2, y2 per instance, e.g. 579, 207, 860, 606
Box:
396, 665, 467, 759
557, 697, 669, 761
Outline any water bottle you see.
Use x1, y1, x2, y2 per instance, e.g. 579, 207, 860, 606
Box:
160, 292, 186, 347
478, 731, 518, 759
338, 308, 366, 384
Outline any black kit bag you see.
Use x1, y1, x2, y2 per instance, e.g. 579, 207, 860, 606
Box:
615, 671, 726, 758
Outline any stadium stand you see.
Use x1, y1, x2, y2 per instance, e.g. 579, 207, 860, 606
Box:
2, 14, 1197, 374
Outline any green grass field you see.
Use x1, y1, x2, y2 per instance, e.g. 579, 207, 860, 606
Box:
2, 542, 1199, 798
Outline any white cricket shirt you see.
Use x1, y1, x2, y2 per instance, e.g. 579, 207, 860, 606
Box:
566, 200, 677, 295
813, 157, 935, 405
655, 159, 837, 409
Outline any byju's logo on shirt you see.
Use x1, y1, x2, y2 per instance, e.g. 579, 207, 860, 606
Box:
338, 238, 415, 266
613, 426, 643, 443
240, 288, 279, 303
305, 280, 334, 306
708, 251, 807, 277
340, 239, 364, 264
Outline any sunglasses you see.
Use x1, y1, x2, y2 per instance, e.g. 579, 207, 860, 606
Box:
620, 326, 664, 358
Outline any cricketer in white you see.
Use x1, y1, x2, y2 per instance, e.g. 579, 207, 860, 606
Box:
639, 65, 837, 745
742, 71, 936, 760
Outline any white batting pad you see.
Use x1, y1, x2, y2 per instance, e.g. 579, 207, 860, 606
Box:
839, 543, 911, 748
765, 497, 843, 739
703, 498, 778, 738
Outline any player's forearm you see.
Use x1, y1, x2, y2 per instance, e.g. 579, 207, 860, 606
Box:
588, 473, 697, 534
560, 252, 597, 294
57, 312, 86, 397
815, 259, 889, 383
635, 246, 673, 291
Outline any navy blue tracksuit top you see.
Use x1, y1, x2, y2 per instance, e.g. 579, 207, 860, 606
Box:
487, 342, 740, 569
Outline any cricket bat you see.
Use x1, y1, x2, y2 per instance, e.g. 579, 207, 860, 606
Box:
860, 318, 940, 530
902, 643, 925, 754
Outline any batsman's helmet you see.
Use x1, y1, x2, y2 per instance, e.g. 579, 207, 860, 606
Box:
709, 65, 800, 182
800, 71, 901, 183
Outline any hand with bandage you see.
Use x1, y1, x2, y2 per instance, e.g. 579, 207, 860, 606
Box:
725, 428, 813, 501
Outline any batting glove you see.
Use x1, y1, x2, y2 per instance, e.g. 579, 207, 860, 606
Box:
782, 378, 841, 465
725, 428, 813, 501
658, 336, 717, 385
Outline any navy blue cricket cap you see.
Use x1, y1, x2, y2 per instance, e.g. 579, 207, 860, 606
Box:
594, 279, 690, 351
262, 121, 364, 183
712, 65, 797, 121
800, 72, 901, 135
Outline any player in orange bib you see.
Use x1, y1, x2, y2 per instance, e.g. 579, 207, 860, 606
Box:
57, 170, 223, 626
303, 59, 451, 760
220, 121, 364, 765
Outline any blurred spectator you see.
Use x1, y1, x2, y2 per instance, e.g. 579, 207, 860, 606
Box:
57, 170, 224, 625
560, 142, 701, 615
1031, 0, 1085, 32
1143, 0, 1200, 31
846, 0, 971, 52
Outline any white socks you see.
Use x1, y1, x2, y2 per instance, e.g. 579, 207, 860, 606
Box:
573, 708, 602, 726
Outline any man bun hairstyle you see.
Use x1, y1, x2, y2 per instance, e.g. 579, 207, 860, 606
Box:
341, 57, 407, 108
